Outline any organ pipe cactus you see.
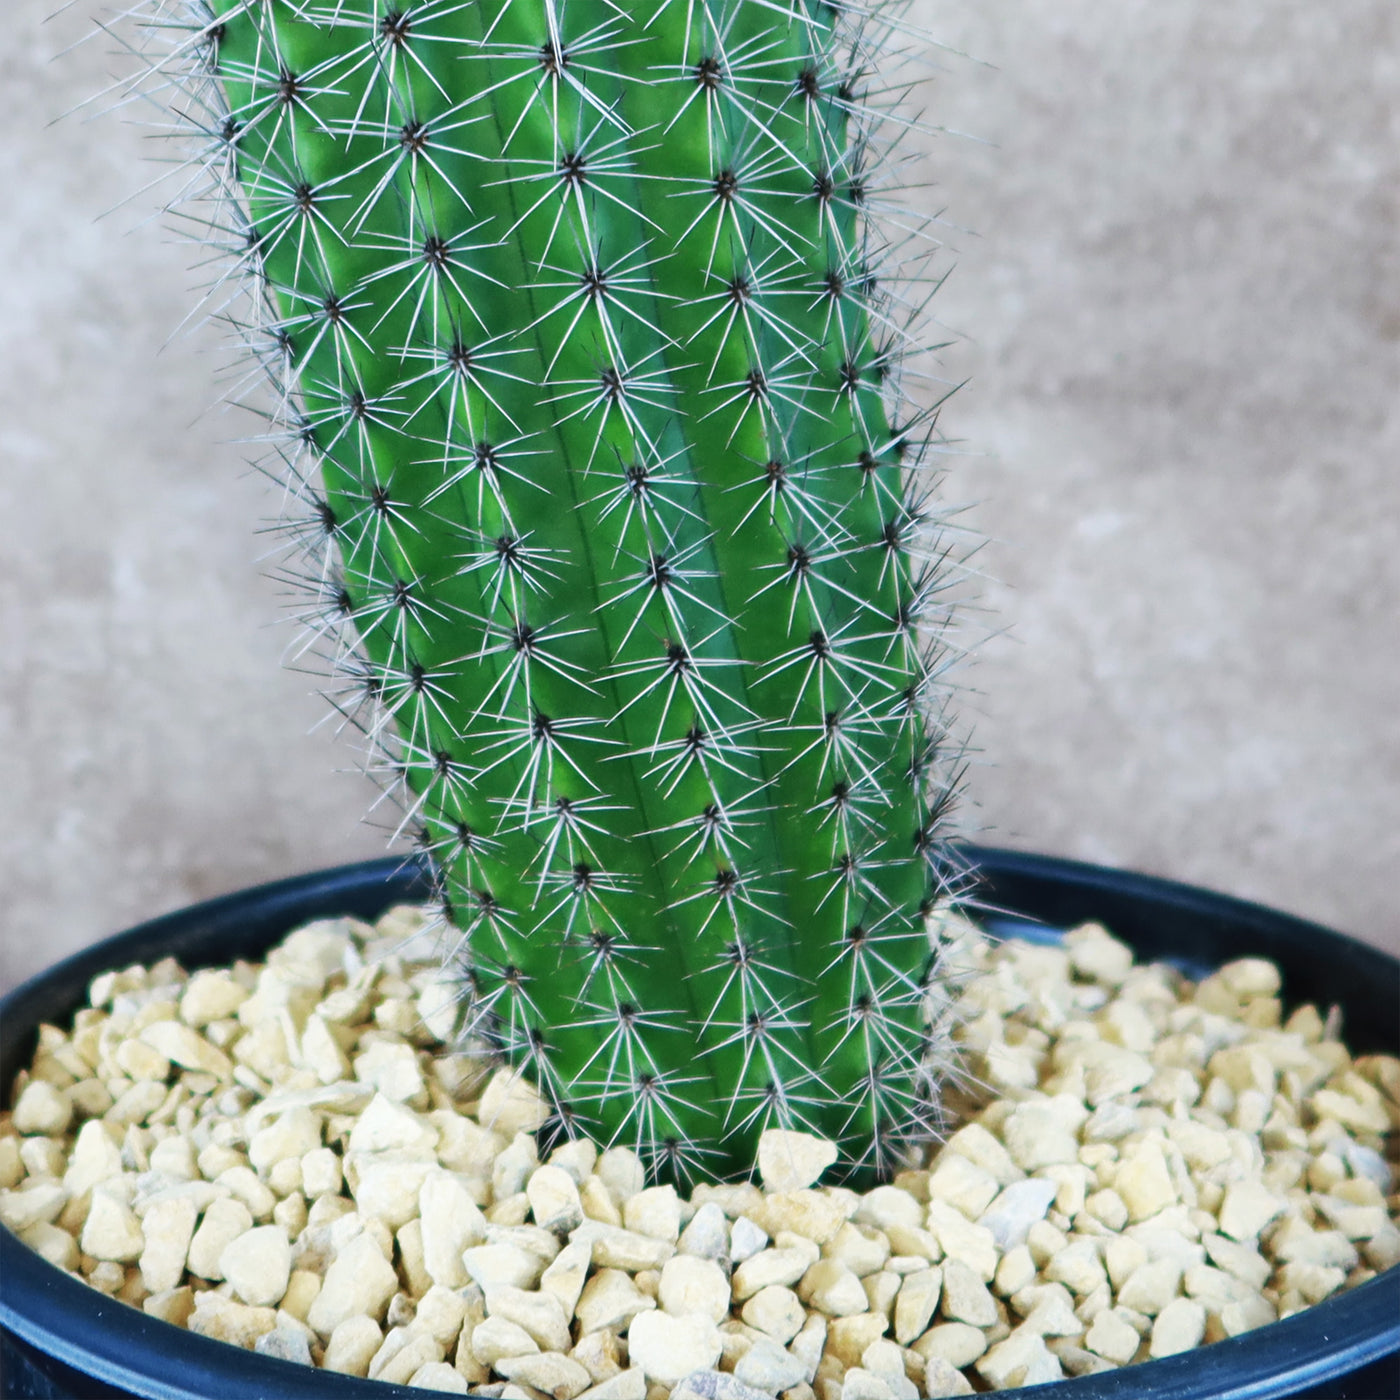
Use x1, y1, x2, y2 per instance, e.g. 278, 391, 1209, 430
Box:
123, 0, 967, 1180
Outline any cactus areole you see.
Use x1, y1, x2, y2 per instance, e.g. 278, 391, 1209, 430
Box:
179, 0, 965, 1180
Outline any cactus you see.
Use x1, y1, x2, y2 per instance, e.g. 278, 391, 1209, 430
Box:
124, 0, 967, 1180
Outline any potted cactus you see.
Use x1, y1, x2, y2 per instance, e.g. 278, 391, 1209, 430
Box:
0, 1, 1396, 1397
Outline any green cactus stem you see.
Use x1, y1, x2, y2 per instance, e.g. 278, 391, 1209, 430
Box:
126, 0, 968, 1180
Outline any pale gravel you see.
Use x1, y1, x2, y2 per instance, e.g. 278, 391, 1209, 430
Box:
1, 905, 1396, 1398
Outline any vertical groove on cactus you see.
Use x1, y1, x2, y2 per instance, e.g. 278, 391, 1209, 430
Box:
113, 0, 973, 1181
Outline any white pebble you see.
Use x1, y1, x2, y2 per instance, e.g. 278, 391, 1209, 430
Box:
1149, 1297, 1206, 1357
13, 1081, 73, 1136
976, 1327, 1065, 1389
80, 1190, 144, 1263
678, 1202, 731, 1262
307, 1230, 400, 1334
730, 1215, 769, 1264
627, 1309, 723, 1387
757, 1131, 838, 1193
660, 1254, 732, 1323
530, 1165, 585, 1233
220, 1224, 291, 1308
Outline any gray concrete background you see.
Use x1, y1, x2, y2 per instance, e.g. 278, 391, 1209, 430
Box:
2, 1, 1395, 989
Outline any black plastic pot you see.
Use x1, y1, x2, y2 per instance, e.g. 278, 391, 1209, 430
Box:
1, 848, 1396, 1399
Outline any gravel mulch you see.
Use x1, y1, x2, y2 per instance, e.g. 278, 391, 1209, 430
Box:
3, 904, 1397, 1396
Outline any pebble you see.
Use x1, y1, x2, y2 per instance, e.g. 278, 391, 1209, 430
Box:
678, 1202, 730, 1262
576, 1269, 656, 1334
977, 1180, 1057, 1252
19, 1221, 80, 1272
347, 1154, 436, 1230
825, 1313, 890, 1367
81, 1190, 145, 1263
472, 1314, 540, 1365
323, 1314, 384, 1376
826, 1223, 893, 1279
790, 1312, 827, 1380
856, 1186, 924, 1233
733, 1248, 811, 1300
892, 1267, 942, 1343
1002, 1098, 1083, 1172
862, 1341, 918, 1399
740, 1285, 806, 1343
915, 1322, 987, 1370
1042, 1238, 1107, 1296
626, 1186, 683, 1243
575, 1220, 677, 1272
1065, 925, 1134, 985
13, 1081, 74, 1136
660, 1255, 731, 1323
354, 1041, 424, 1102
671, 1370, 769, 1400
254, 1326, 313, 1366
307, 1230, 399, 1334
1117, 1258, 1183, 1316
840, 1368, 899, 1400
465, 1241, 550, 1291
542, 1240, 593, 1317
921, 1356, 976, 1396
420, 1169, 488, 1287
1218, 1180, 1286, 1241
938, 1259, 997, 1327
733, 1338, 808, 1393
413, 1284, 470, 1346
218, 1223, 292, 1307
757, 1132, 839, 1193
1115, 1141, 1178, 1221
755, 1190, 850, 1246
139, 1195, 198, 1292
729, 1216, 769, 1264
479, 1069, 551, 1138
580, 1369, 648, 1400
1085, 1307, 1141, 1364
925, 1203, 997, 1282
188, 1292, 277, 1349
369, 1327, 444, 1384
0, 1138, 22, 1191
1149, 1297, 1207, 1357
179, 970, 249, 1027
1022, 1291, 1083, 1337
976, 1328, 1064, 1389
186, 1197, 253, 1279
138, 1021, 232, 1079
248, 1107, 321, 1173
628, 1310, 723, 1387
497, 1351, 594, 1399
926, 1154, 999, 1218
490, 1284, 573, 1353
570, 1326, 625, 1384
1082, 1045, 1155, 1106
348, 1092, 434, 1154
530, 1165, 586, 1233
799, 1259, 869, 1318
938, 1125, 1020, 1186
862, 1269, 899, 1318
410, 1360, 470, 1392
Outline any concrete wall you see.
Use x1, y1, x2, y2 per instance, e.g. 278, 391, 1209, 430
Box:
2, 0, 1394, 989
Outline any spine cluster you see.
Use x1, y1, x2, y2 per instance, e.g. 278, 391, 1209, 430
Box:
121, 0, 969, 1180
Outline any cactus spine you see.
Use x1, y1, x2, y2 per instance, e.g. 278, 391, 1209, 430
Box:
137, 0, 965, 1179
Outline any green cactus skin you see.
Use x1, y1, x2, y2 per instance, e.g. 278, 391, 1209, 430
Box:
132, 0, 966, 1180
